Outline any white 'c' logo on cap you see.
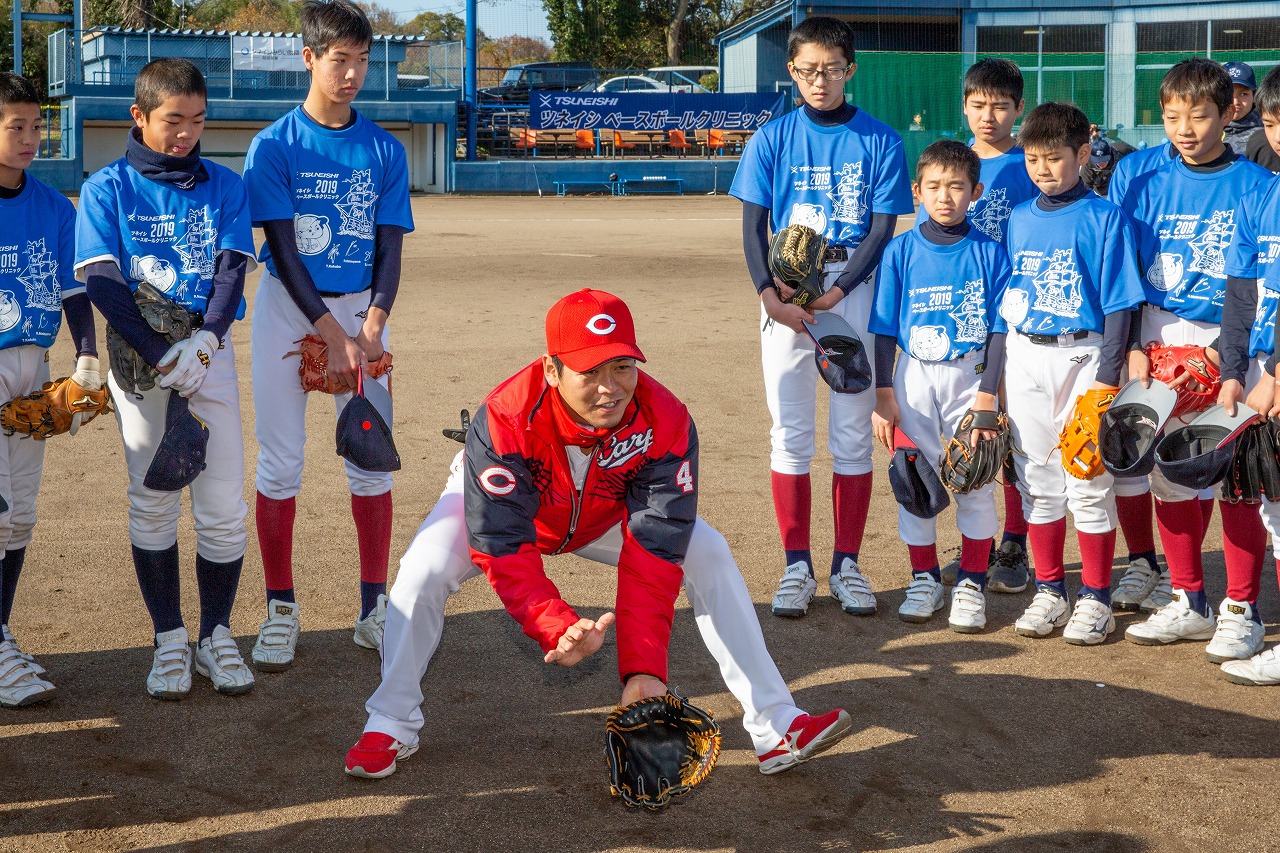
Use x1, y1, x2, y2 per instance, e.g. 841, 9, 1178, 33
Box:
586, 314, 617, 335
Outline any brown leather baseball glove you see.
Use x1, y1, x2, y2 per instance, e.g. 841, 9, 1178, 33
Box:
0, 376, 112, 440
285, 334, 393, 395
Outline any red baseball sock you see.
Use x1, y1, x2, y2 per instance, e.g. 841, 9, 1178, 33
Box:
1200, 498, 1215, 543
772, 472, 811, 551
833, 472, 872, 554
1077, 529, 1117, 590
1027, 519, 1067, 583
352, 492, 393, 587
1002, 481, 1028, 536
1115, 493, 1155, 555
961, 535, 993, 575
256, 492, 295, 594
1221, 500, 1266, 603
908, 544, 938, 574
1155, 498, 1205, 592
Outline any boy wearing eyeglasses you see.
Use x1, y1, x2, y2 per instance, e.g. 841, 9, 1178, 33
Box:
730, 16, 914, 619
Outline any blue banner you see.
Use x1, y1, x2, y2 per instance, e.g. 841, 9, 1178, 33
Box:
530, 92, 785, 131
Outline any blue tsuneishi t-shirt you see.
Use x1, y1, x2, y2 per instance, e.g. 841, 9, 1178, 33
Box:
0, 174, 78, 350
967, 147, 1038, 245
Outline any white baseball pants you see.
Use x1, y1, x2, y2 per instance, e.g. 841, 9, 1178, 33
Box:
760, 262, 876, 476
0, 346, 51, 552
893, 350, 998, 545
1005, 331, 1116, 533
108, 337, 248, 562
251, 270, 392, 500
364, 451, 805, 756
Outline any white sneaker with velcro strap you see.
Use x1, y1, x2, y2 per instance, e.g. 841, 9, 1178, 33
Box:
1138, 569, 1175, 613
253, 599, 301, 671
0, 640, 55, 708
1111, 556, 1160, 612
1014, 589, 1070, 637
2, 624, 46, 675
1063, 597, 1115, 646
948, 579, 987, 633
1205, 599, 1264, 663
771, 562, 817, 618
830, 558, 877, 615
195, 625, 256, 695
147, 626, 192, 700
354, 594, 387, 652
1125, 590, 1216, 645
898, 573, 943, 623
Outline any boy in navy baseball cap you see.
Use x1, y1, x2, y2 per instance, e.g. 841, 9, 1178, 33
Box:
1224, 60, 1261, 155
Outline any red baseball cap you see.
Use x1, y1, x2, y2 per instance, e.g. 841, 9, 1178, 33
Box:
545, 289, 646, 372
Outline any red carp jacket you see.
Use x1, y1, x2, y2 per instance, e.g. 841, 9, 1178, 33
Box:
464, 360, 699, 683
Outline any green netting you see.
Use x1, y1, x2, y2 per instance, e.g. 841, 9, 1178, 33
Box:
843, 52, 963, 138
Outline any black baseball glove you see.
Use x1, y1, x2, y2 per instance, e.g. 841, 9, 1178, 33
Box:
605, 691, 722, 810
941, 409, 1012, 494
1223, 420, 1280, 503
767, 224, 827, 309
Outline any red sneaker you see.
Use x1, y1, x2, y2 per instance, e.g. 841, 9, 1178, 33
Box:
345, 731, 419, 779
757, 709, 852, 775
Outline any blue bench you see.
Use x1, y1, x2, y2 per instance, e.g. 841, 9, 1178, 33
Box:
620, 176, 684, 195
553, 180, 622, 196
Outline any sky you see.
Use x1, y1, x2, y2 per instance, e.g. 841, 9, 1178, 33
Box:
379, 0, 554, 43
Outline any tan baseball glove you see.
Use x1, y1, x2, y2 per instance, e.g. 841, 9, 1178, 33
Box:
285, 334, 393, 395
0, 374, 112, 440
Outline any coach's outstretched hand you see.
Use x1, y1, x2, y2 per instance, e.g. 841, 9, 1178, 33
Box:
544, 612, 615, 667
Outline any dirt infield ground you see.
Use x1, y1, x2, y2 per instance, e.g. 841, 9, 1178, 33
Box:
5, 195, 1280, 852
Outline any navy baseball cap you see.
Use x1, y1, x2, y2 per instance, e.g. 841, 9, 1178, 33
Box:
1154, 404, 1259, 490
1089, 138, 1114, 168
802, 312, 872, 394
888, 428, 951, 519
144, 392, 208, 492
1099, 379, 1178, 477
1224, 61, 1257, 91
337, 375, 401, 473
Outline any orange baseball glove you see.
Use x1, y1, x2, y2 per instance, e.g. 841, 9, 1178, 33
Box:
1058, 386, 1120, 480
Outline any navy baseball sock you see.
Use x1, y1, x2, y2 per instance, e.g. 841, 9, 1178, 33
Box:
196, 554, 244, 642
132, 543, 184, 635
1036, 579, 1068, 599
831, 550, 859, 576
957, 569, 987, 589
360, 581, 386, 619
1185, 588, 1211, 617
784, 550, 813, 577
1251, 601, 1264, 625
266, 587, 296, 605
1128, 549, 1159, 569
1000, 532, 1027, 550
1078, 585, 1112, 606
0, 546, 26, 626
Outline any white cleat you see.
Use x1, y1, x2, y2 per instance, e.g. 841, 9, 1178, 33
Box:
1, 625, 45, 675
1063, 597, 1115, 646
1138, 570, 1174, 613
1125, 590, 1216, 646
771, 562, 817, 618
948, 578, 987, 634
0, 640, 55, 708
1014, 589, 1070, 638
1205, 599, 1265, 664
1221, 647, 1280, 686
1111, 557, 1161, 612
252, 599, 301, 672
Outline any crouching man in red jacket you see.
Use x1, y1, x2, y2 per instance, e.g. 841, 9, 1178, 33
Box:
345, 289, 852, 779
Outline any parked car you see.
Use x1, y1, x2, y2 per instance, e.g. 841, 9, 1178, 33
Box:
648, 65, 717, 92
479, 62, 599, 104
594, 74, 710, 94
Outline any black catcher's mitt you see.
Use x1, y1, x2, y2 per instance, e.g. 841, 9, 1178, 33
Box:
605, 692, 721, 810
767, 224, 827, 309
941, 409, 1012, 494
1223, 419, 1280, 503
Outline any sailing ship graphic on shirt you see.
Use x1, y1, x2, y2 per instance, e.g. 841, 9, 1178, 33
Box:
174, 208, 217, 279
970, 188, 1011, 241
336, 169, 378, 240
829, 161, 869, 239
1031, 250, 1083, 318
18, 239, 61, 312
1187, 209, 1233, 279
950, 278, 988, 343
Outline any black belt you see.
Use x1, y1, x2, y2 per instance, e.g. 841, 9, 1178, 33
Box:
824, 246, 848, 262
1022, 330, 1091, 346
318, 287, 370, 299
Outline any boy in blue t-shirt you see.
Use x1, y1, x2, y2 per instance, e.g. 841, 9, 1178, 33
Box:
77, 59, 258, 699
242, 0, 413, 672
999, 102, 1144, 646
730, 16, 914, 620
1117, 59, 1273, 660
958, 57, 1039, 593
869, 141, 1011, 633
0, 73, 101, 708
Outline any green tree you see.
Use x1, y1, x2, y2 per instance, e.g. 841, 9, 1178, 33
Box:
404, 10, 475, 41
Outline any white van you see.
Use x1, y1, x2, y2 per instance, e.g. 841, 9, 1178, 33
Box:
647, 66, 717, 93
